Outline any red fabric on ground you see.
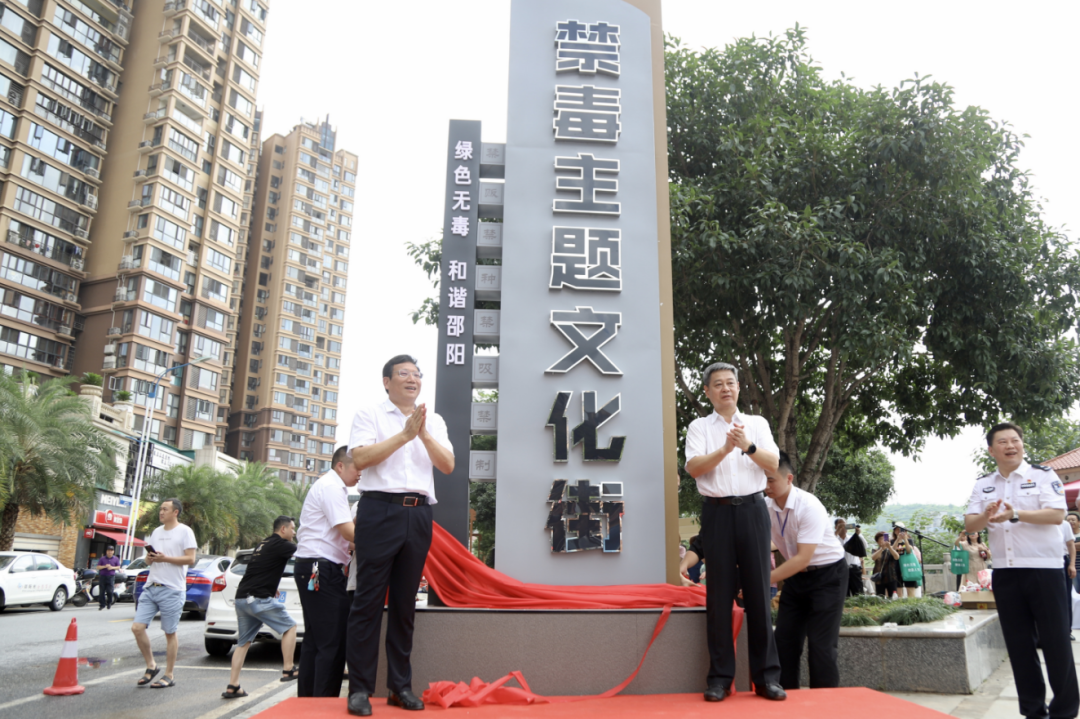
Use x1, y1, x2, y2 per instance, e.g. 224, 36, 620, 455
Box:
423, 521, 707, 609
256, 688, 953, 719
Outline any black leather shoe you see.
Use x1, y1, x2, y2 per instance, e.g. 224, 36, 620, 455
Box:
347, 692, 372, 717
755, 683, 787, 701
704, 683, 733, 702
388, 689, 425, 710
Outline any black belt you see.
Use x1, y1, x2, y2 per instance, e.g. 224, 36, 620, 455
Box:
362, 491, 428, 507
703, 492, 762, 505
295, 556, 345, 571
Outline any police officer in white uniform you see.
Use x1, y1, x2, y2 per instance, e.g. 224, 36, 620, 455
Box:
765, 451, 848, 689
684, 362, 784, 702
966, 422, 1078, 719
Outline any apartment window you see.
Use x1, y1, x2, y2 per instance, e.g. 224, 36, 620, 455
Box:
143, 279, 178, 312
159, 186, 190, 220
201, 277, 227, 303
4, 326, 67, 368
235, 41, 259, 68
216, 165, 242, 192
153, 216, 187, 250
213, 191, 238, 218
231, 65, 256, 92
228, 88, 253, 116
206, 246, 231, 273
193, 333, 222, 360
203, 306, 225, 331
148, 246, 182, 280
220, 139, 245, 166
168, 128, 198, 162
208, 220, 234, 246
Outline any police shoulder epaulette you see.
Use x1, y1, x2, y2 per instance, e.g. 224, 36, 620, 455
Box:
1031, 464, 1052, 471
976, 472, 992, 480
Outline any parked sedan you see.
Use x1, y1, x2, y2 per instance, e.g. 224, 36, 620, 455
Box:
116, 557, 149, 603
134, 555, 232, 619
203, 549, 303, 656
0, 551, 76, 612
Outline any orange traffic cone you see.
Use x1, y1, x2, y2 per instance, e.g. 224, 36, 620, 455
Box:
43, 618, 85, 696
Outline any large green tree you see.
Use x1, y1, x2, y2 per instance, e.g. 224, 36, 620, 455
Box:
0, 372, 118, 550
230, 461, 302, 550
667, 27, 1080, 494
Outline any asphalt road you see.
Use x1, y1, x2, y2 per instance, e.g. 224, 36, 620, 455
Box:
0, 601, 307, 719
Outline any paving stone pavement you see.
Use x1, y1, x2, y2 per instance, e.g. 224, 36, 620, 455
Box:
889, 642, 1080, 718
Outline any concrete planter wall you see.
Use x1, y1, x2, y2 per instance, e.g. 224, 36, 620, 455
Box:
799, 609, 1006, 693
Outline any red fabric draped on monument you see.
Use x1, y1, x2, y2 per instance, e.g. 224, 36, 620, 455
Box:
419, 522, 744, 708
423, 521, 710, 609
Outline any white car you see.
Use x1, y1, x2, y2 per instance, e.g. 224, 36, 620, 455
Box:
0, 551, 77, 612
203, 549, 304, 656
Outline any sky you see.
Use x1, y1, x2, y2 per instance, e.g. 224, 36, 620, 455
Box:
251, 0, 1078, 506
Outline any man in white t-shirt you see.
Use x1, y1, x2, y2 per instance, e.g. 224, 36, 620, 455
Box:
131, 498, 197, 689
765, 452, 848, 689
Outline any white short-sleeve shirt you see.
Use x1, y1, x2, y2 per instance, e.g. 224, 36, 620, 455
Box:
349, 399, 453, 504
295, 469, 353, 565
145, 523, 198, 592
684, 411, 779, 497
965, 461, 1067, 569
765, 486, 846, 567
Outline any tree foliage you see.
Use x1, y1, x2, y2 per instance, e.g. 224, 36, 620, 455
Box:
0, 372, 119, 550
815, 448, 894, 523
138, 461, 301, 553
667, 28, 1080, 494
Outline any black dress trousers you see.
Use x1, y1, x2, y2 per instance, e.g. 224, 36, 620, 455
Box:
774, 557, 848, 689
347, 498, 433, 696
700, 494, 782, 689
294, 557, 349, 698
994, 568, 1079, 719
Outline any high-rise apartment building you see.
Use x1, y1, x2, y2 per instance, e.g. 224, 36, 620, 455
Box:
0, 0, 133, 377
226, 118, 355, 484
73, 0, 269, 452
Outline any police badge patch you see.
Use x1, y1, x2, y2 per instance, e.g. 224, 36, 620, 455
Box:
982, 486, 996, 493
1052, 480, 1064, 496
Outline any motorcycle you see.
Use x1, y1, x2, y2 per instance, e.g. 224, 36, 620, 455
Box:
71, 568, 98, 607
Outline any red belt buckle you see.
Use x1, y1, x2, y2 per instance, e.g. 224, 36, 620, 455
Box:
403, 496, 419, 507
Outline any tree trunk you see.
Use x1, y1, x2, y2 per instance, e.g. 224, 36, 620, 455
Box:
0, 503, 19, 551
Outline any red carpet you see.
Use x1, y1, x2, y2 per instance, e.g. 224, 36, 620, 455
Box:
254, 688, 952, 718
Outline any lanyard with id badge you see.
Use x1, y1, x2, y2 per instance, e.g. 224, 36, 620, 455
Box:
776, 507, 798, 559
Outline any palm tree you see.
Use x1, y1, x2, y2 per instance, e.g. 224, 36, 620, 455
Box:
230, 461, 301, 549
0, 372, 118, 551
138, 464, 238, 551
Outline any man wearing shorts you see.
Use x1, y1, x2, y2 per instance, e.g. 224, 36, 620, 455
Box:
132, 498, 197, 689
222, 516, 300, 699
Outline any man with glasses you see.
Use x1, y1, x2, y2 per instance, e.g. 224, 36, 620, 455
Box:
346, 355, 454, 716
684, 362, 785, 703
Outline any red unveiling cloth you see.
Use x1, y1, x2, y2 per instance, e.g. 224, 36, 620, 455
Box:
419, 522, 745, 708
423, 521, 708, 609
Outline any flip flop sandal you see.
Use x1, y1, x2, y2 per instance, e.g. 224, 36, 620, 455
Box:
151, 676, 176, 689
222, 684, 248, 699
137, 667, 160, 686
280, 666, 299, 682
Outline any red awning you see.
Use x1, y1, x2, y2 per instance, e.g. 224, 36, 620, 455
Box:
92, 529, 146, 547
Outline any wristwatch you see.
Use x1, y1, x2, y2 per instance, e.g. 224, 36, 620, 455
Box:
742, 443, 757, 456
1009, 508, 1020, 523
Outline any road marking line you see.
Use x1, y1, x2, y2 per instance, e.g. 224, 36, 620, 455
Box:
0, 667, 144, 712
191, 675, 294, 719
174, 665, 281, 672
232, 684, 299, 719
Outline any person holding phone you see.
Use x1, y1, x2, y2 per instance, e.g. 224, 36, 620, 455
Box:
131, 499, 196, 689
871, 531, 900, 598
222, 516, 299, 699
